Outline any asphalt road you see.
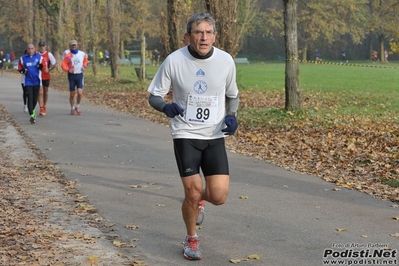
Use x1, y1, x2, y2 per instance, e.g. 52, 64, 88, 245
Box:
1, 73, 398, 266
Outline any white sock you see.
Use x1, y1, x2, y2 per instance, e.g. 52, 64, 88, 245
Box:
186, 234, 198, 240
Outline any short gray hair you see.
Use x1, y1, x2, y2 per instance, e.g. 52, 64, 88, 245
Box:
186, 12, 216, 34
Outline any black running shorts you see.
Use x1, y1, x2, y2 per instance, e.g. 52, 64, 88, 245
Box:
173, 138, 229, 177
42, 79, 50, 87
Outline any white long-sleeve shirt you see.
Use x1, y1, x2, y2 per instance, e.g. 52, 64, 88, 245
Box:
148, 46, 238, 139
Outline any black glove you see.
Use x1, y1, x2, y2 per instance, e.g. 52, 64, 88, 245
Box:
221, 115, 238, 135
19, 69, 26, 74
37, 63, 43, 70
162, 103, 184, 118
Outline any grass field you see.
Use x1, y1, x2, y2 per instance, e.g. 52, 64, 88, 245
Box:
73, 61, 399, 126
239, 62, 399, 123
86, 61, 399, 107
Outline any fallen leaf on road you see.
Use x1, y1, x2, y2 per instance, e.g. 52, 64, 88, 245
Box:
113, 239, 126, 247
131, 185, 147, 188
246, 254, 261, 260
239, 196, 249, 199
132, 260, 148, 265
229, 254, 261, 264
125, 225, 140, 230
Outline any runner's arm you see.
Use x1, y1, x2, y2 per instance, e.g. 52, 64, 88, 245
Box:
226, 95, 239, 118
148, 94, 167, 112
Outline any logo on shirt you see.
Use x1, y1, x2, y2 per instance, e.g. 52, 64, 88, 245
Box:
196, 69, 205, 77
26, 59, 39, 67
193, 80, 208, 94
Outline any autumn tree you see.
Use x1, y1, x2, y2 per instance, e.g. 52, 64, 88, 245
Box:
263, 0, 368, 61
162, 0, 258, 58
37, 0, 63, 69
163, 0, 193, 55
283, 0, 300, 110
205, 0, 259, 58
366, 0, 399, 61
0, 0, 29, 49
127, 0, 158, 81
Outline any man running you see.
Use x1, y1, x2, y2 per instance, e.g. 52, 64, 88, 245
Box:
37, 41, 56, 116
61, 40, 88, 115
18, 44, 46, 124
148, 12, 239, 261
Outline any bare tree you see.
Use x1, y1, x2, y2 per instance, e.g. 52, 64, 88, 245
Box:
283, 0, 300, 110
107, 0, 121, 79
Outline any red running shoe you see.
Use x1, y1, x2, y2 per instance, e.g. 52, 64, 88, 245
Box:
183, 236, 202, 260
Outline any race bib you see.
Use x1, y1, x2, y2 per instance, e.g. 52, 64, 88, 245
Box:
186, 94, 218, 124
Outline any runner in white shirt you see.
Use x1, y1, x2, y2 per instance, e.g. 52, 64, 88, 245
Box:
148, 12, 239, 261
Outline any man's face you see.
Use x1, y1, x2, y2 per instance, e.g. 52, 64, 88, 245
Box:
188, 21, 216, 56
27, 45, 35, 56
39, 44, 46, 53
70, 44, 77, 50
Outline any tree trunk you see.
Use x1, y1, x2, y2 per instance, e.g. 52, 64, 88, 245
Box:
379, 35, 384, 63
283, 0, 301, 110
27, 0, 34, 42
75, 0, 85, 51
89, 0, 98, 76
120, 40, 124, 62
107, 0, 120, 79
139, 34, 146, 81
160, 11, 171, 55
33, 0, 39, 43
167, 0, 181, 53
301, 45, 307, 61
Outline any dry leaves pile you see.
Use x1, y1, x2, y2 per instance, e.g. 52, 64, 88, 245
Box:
0, 106, 146, 265
66, 84, 399, 203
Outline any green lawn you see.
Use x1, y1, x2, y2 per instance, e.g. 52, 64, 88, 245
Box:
234, 62, 399, 119
237, 61, 399, 92
80, 61, 399, 120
